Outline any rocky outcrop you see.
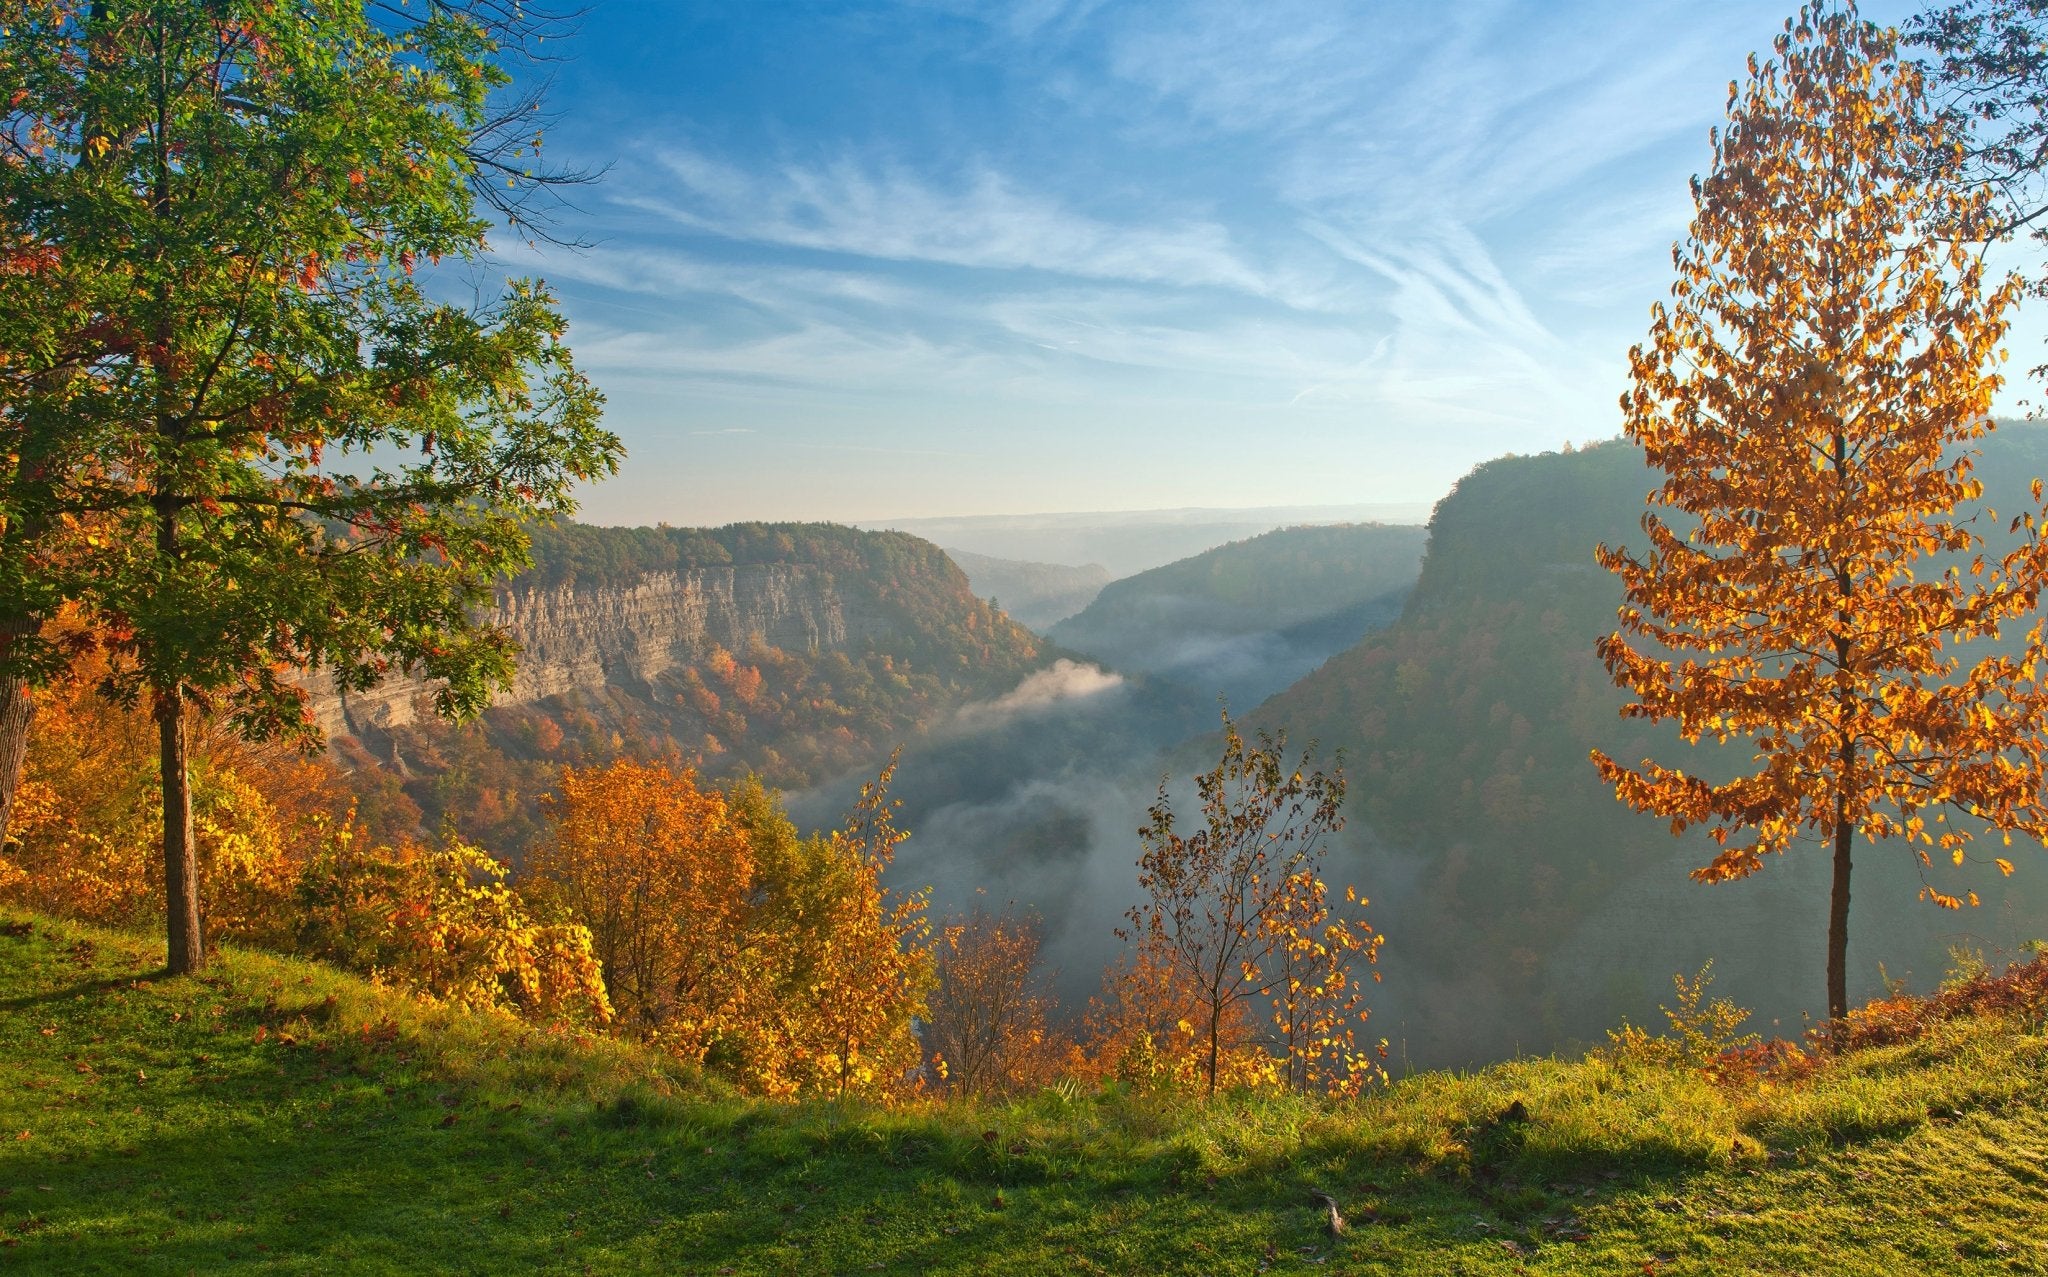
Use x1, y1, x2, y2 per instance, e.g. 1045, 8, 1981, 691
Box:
309, 563, 891, 740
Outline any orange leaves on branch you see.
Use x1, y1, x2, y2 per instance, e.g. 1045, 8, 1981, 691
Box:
1119, 711, 1378, 1097
924, 904, 1061, 1098
1592, 3, 2048, 1020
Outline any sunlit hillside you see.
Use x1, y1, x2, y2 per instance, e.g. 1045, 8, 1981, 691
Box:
10, 910, 2048, 1275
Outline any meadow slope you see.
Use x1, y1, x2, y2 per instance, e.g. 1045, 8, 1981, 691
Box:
6, 914, 2048, 1274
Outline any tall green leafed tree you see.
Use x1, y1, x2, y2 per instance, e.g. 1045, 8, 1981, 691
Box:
0, 0, 619, 973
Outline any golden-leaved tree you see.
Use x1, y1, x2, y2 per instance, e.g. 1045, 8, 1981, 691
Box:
1593, 2, 2048, 1022
734, 759, 934, 1099
526, 760, 934, 1098
924, 904, 1060, 1097
525, 760, 755, 1053
1126, 712, 1377, 1096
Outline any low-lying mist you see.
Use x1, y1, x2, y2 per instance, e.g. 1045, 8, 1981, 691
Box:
787, 660, 1208, 1013
794, 651, 2048, 1075
789, 585, 1439, 1053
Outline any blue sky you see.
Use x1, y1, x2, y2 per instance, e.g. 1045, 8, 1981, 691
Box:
503, 0, 1959, 527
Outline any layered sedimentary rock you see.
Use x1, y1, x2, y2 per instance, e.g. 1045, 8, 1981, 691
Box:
308, 563, 886, 740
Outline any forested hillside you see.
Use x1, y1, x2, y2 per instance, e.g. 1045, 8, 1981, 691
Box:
1049, 523, 1427, 705
1253, 428, 2048, 1064
943, 548, 1110, 630
328, 522, 1048, 852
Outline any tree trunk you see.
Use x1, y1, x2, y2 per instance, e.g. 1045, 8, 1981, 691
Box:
0, 614, 35, 848
1205, 1011, 1220, 1099
1827, 799, 1852, 1024
158, 688, 204, 975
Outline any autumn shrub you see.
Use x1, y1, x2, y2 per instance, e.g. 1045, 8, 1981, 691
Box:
0, 671, 349, 939
716, 764, 934, 1099
924, 905, 1064, 1097
1073, 941, 1269, 1093
1604, 955, 2048, 1092
1604, 962, 1761, 1074
1813, 951, 2048, 1055
295, 825, 611, 1026
527, 760, 934, 1099
524, 758, 756, 1051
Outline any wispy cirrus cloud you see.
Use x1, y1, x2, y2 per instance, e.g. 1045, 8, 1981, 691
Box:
526, 0, 1930, 522
624, 148, 1296, 302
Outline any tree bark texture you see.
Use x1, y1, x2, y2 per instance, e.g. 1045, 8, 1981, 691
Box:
157, 689, 204, 975
0, 613, 35, 849
1828, 807, 1852, 1024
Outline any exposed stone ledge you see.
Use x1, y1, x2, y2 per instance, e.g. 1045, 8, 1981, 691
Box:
306, 562, 891, 739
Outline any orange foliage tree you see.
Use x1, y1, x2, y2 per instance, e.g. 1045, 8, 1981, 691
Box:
1593, 4, 2048, 1022
525, 759, 755, 1054
1126, 712, 1377, 1096
924, 903, 1060, 1097
731, 759, 935, 1098
523, 760, 935, 1098
2, 654, 349, 939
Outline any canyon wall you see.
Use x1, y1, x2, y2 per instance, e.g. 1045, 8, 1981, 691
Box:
308, 562, 891, 740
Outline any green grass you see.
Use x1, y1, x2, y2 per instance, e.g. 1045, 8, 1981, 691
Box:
7, 912, 2048, 1274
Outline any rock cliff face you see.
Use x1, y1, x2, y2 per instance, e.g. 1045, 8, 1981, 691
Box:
310, 562, 893, 740
317, 521, 1049, 846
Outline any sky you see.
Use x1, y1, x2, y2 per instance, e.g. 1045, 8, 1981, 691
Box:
496, 0, 1977, 528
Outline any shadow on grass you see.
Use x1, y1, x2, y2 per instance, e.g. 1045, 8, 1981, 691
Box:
0, 974, 162, 1013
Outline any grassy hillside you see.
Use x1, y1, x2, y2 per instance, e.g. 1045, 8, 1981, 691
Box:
1251, 428, 2048, 1066
9, 911, 2048, 1274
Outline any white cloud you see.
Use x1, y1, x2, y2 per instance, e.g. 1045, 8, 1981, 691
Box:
954, 659, 1125, 729
624, 149, 1296, 301
523, 0, 1911, 523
